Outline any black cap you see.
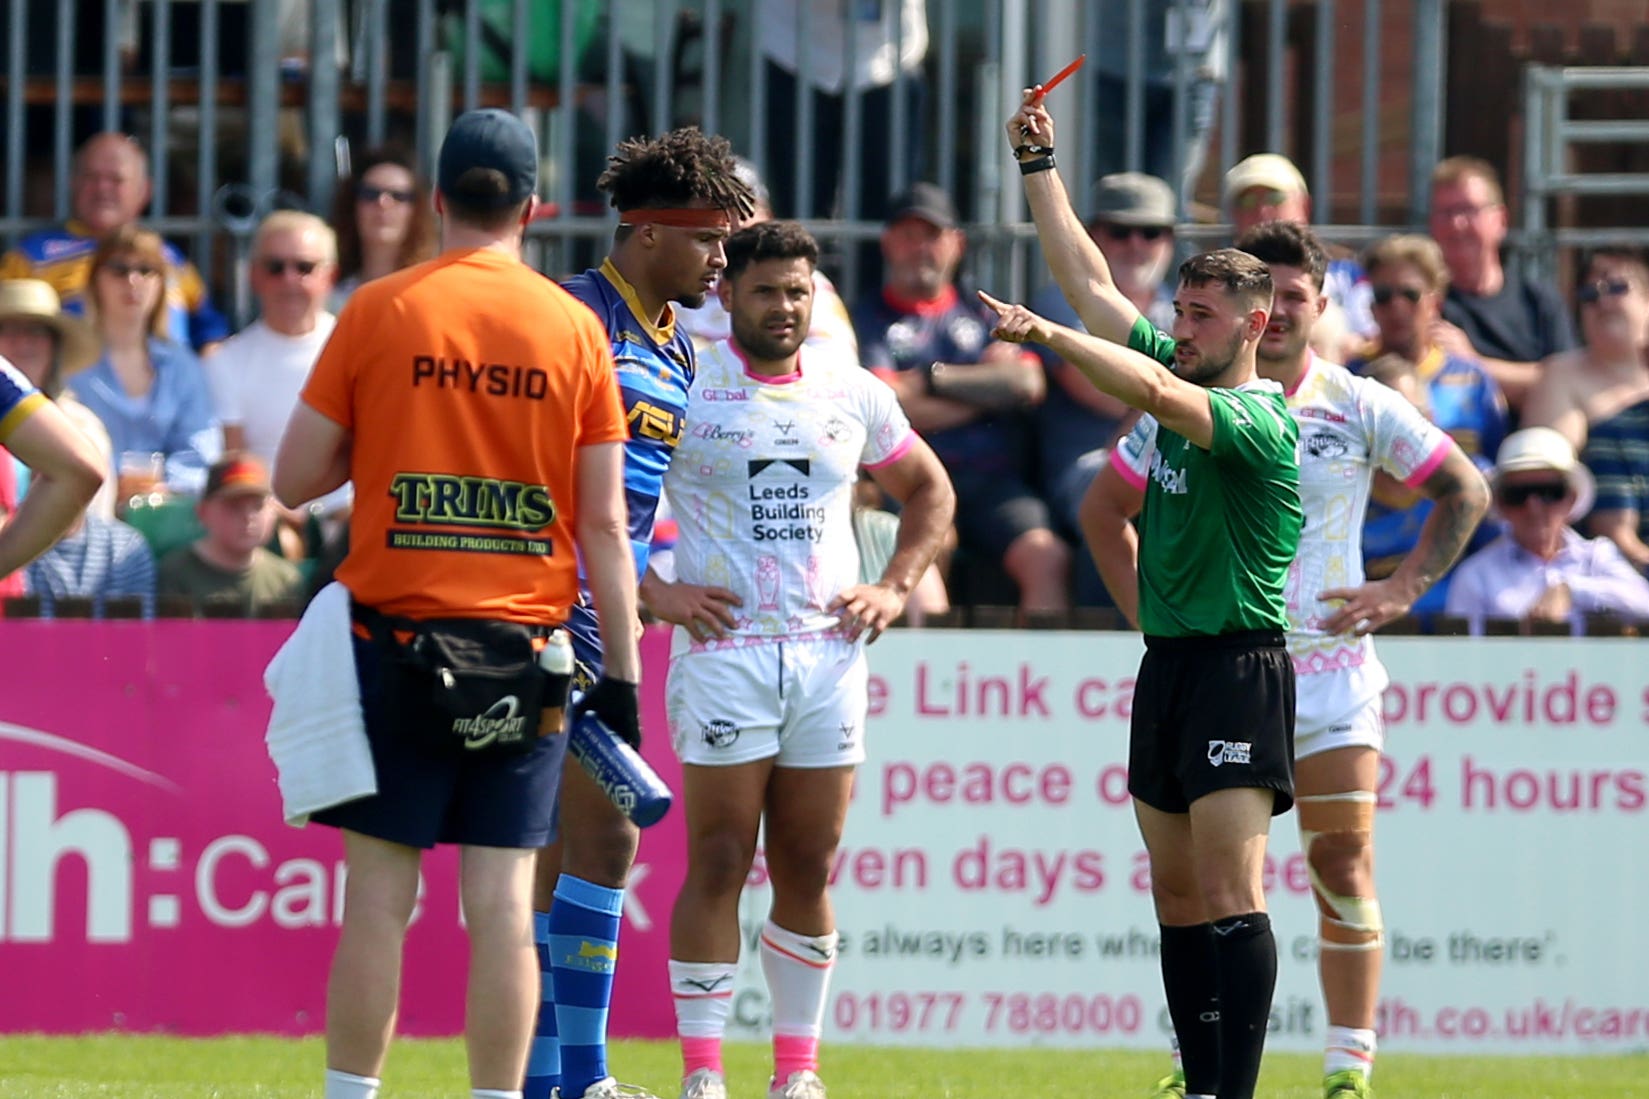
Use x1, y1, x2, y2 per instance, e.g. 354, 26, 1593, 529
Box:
886, 182, 959, 230
437, 108, 538, 210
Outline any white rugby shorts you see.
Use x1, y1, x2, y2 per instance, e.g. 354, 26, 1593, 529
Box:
1294, 692, 1385, 761
667, 636, 867, 768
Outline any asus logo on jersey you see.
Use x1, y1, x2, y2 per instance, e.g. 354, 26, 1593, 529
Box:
626, 397, 684, 446
389, 473, 556, 531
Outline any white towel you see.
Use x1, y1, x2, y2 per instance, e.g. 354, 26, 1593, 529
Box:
264, 581, 376, 826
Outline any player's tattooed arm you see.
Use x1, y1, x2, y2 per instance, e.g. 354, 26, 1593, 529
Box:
1319, 443, 1490, 635
1397, 445, 1493, 596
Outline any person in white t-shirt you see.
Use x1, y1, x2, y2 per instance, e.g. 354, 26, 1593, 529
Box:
1008, 90, 1492, 1099
644, 221, 953, 1099
207, 210, 349, 555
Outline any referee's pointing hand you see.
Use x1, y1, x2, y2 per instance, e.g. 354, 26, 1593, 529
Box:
978, 290, 1051, 346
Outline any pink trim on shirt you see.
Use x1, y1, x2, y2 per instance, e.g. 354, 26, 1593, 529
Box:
728, 339, 804, 384
864, 430, 917, 470
1110, 446, 1148, 491
1284, 350, 1318, 398
1402, 437, 1452, 489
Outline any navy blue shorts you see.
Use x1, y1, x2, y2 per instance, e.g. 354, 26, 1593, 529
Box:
310, 634, 572, 849
1127, 630, 1295, 815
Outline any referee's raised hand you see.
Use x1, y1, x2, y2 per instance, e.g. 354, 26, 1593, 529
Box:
1007, 89, 1057, 157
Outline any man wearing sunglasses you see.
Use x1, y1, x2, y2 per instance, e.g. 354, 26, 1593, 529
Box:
205, 210, 347, 559
1027, 171, 1177, 608
1445, 427, 1649, 631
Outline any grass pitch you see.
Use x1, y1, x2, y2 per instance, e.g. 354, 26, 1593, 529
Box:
0, 1036, 1641, 1098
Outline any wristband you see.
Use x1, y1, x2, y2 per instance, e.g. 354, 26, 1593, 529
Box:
1018, 154, 1056, 176
1014, 143, 1054, 161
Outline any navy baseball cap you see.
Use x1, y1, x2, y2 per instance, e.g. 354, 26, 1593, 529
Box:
437, 108, 538, 209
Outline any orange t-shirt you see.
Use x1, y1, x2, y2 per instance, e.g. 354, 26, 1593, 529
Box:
301, 247, 626, 624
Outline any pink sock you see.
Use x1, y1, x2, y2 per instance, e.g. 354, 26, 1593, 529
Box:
681, 1036, 723, 1078
773, 1034, 818, 1082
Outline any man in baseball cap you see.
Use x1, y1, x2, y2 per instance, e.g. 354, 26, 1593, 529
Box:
437, 107, 539, 219
1224, 153, 1311, 237
1224, 152, 1375, 355
156, 451, 304, 613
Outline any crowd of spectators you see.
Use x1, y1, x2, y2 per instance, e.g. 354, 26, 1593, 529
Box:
2, 123, 1647, 635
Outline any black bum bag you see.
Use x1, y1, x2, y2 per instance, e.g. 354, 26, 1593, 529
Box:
353, 603, 572, 755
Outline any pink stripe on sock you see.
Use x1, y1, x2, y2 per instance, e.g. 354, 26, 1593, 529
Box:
773, 1034, 818, 1080
681, 1036, 723, 1077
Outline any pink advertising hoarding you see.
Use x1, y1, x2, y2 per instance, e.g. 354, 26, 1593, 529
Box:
0, 619, 685, 1036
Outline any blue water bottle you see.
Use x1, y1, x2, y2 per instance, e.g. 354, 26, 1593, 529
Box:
568, 712, 674, 828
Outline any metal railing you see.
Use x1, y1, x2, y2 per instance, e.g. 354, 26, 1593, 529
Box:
1520, 63, 1649, 281
3, 0, 1467, 322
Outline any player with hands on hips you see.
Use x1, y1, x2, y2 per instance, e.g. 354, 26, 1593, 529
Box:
656, 220, 954, 1099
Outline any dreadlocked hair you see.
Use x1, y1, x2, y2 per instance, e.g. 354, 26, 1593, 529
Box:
597, 127, 756, 221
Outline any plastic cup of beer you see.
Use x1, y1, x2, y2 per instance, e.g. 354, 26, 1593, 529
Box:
118, 451, 166, 511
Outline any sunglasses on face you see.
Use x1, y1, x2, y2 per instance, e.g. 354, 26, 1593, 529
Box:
1234, 188, 1292, 212
1576, 278, 1632, 304
261, 257, 321, 277
1371, 285, 1425, 306
1498, 481, 1569, 508
358, 184, 416, 204
103, 260, 161, 279
1100, 224, 1169, 242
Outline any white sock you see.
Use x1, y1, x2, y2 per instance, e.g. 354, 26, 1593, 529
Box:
1325, 1025, 1378, 1077
324, 1068, 381, 1099
758, 920, 838, 1038
472, 1090, 523, 1099
669, 959, 739, 1037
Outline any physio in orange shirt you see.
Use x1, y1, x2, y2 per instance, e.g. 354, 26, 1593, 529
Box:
273, 108, 642, 1099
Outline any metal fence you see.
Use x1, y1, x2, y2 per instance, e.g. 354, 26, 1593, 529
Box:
0, 0, 1488, 325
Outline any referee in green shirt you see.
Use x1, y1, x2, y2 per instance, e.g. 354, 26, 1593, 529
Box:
980, 88, 1304, 1099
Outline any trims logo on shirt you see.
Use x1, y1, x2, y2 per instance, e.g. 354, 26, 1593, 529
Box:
387, 473, 557, 556
390, 473, 554, 530
1206, 740, 1253, 767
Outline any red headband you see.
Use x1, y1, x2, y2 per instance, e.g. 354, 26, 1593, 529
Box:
619, 207, 732, 229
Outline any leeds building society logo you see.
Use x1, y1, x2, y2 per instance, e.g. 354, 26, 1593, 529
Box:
701, 719, 740, 748
1207, 740, 1253, 767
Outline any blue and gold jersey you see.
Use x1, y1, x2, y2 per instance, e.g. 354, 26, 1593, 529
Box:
0, 357, 48, 444
560, 259, 695, 671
